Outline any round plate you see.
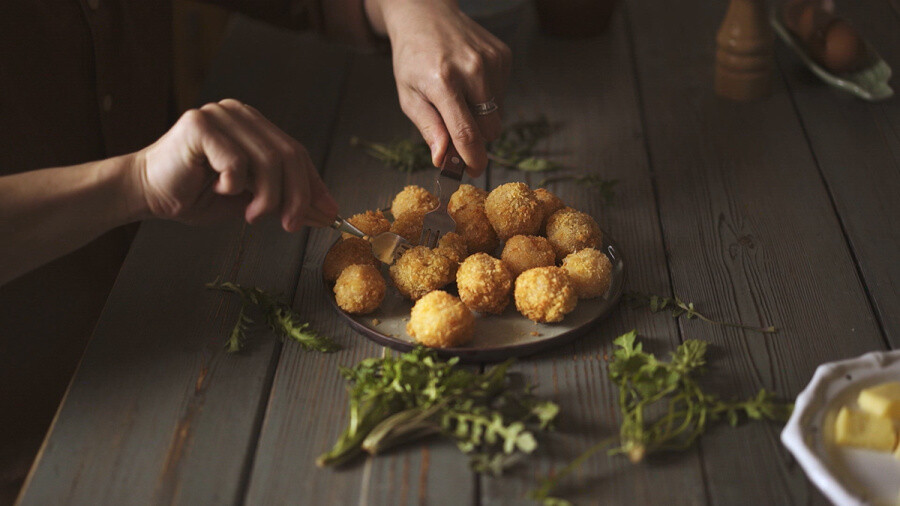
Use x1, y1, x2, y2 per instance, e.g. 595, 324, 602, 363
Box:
781, 350, 900, 505
324, 229, 626, 362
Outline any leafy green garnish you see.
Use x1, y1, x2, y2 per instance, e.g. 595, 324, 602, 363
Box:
350, 136, 432, 173
538, 174, 619, 203
207, 279, 341, 353
529, 331, 792, 504
317, 348, 558, 473
623, 292, 777, 334
489, 116, 560, 172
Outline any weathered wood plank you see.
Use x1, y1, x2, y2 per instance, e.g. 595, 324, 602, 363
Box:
480, 11, 706, 505
244, 51, 479, 505
17, 18, 350, 505
777, 0, 900, 349
625, 0, 889, 503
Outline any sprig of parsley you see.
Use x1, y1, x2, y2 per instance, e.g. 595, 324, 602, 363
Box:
538, 174, 619, 203
623, 291, 777, 334
317, 348, 558, 473
529, 331, 792, 505
206, 279, 341, 353
350, 136, 432, 173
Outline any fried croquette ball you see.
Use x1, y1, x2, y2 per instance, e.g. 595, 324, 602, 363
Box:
389, 246, 455, 300
334, 264, 386, 314
389, 211, 424, 245
323, 237, 379, 282
501, 235, 556, 278
545, 207, 602, 262
514, 266, 577, 323
342, 210, 390, 239
447, 184, 488, 216
406, 290, 474, 348
456, 253, 513, 314
484, 182, 542, 241
533, 188, 565, 232
561, 248, 612, 299
436, 232, 468, 264
391, 185, 437, 219
453, 205, 499, 254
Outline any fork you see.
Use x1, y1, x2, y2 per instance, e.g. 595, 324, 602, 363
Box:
419, 145, 467, 247
331, 216, 411, 264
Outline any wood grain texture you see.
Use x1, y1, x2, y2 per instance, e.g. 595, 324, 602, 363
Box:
625, 0, 889, 503
17, 18, 349, 506
480, 11, 706, 505
243, 52, 478, 505
776, 0, 900, 348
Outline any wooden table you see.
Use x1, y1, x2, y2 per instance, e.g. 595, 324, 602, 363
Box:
17, 1, 900, 504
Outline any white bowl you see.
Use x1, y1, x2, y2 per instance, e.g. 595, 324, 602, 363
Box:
781, 350, 900, 505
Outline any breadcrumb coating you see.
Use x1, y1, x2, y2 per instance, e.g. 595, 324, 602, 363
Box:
323, 237, 379, 282
501, 235, 556, 278
436, 232, 468, 263
389, 211, 424, 245
334, 264, 386, 314
453, 206, 499, 254
561, 248, 612, 299
545, 207, 602, 262
514, 266, 577, 323
389, 246, 455, 300
391, 185, 437, 219
342, 210, 391, 239
406, 290, 474, 348
456, 252, 513, 314
484, 182, 542, 241
447, 184, 488, 216
533, 188, 565, 233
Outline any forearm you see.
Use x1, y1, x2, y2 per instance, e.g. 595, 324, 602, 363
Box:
0, 154, 146, 285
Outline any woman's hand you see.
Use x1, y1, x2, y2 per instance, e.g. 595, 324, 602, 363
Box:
366, 0, 512, 175
135, 99, 338, 231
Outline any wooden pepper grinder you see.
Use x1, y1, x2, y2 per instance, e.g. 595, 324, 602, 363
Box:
715, 0, 774, 100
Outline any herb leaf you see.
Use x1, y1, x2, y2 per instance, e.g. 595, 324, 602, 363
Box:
539, 174, 619, 203
623, 291, 777, 334
207, 279, 341, 353
350, 136, 432, 173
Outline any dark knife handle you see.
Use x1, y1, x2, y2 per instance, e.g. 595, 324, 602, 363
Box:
440, 145, 466, 181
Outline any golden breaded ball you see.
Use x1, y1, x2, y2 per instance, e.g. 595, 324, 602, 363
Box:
448, 184, 488, 216
456, 252, 513, 314
533, 188, 565, 233
545, 207, 602, 262
389, 211, 424, 245
484, 182, 542, 241
453, 206, 499, 254
561, 248, 613, 299
406, 290, 474, 348
334, 264, 386, 314
323, 237, 379, 282
391, 185, 437, 219
342, 210, 390, 239
514, 266, 577, 323
436, 232, 468, 264
501, 235, 556, 278
389, 246, 455, 300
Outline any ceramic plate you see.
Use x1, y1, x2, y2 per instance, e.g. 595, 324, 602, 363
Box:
324, 229, 625, 362
781, 350, 900, 505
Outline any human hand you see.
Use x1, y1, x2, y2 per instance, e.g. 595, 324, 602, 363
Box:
366, 0, 512, 175
134, 99, 338, 231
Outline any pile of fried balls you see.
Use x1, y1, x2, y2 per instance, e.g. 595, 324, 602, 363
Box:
323, 182, 612, 349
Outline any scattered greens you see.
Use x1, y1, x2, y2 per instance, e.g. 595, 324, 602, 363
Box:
350, 136, 432, 173
530, 331, 792, 505
317, 347, 558, 473
206, 279, 341, 353
624, 291, 777, 334
488, 116, 561, 172
539, 174, 619, 203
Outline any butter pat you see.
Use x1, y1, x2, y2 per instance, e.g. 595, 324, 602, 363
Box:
833, 407, 897, 452
858, 382, 900, 419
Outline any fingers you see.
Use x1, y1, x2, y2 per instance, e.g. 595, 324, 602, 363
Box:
399, 91, 450, 167
178, 109, 249, 196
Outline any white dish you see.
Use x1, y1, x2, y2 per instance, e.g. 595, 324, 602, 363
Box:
781, 350, 900, 505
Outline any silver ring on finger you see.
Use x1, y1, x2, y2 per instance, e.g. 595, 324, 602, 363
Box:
471, 98, 499, 116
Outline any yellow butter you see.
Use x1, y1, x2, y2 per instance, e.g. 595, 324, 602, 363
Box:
858, 382, 900, 419
833, 406, 897, 452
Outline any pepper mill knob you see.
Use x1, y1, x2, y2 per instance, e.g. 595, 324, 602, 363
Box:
715, 0, 774, 100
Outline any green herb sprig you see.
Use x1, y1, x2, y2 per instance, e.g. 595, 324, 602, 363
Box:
317, 348, 558, 473
350, 136, 432, 173
207, 279, 341, 353
539, 174, 619, 203
529, 331, 791, 505
489, 116, 560, 172
624, 292, 777, 334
